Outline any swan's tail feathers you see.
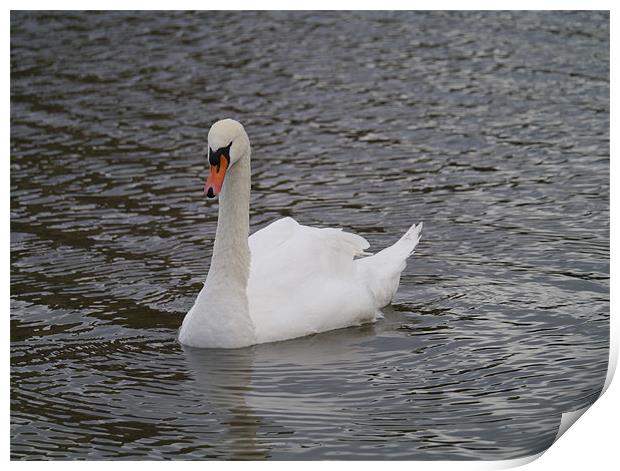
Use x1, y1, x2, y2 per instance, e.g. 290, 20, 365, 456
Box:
396, 221, 423, 257
366, 221, 423, 265
357, 221, 423, 308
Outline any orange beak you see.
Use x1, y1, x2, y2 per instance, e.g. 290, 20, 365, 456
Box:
204, 157, 229, 198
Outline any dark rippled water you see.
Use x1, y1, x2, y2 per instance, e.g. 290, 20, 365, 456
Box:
11, 11, 609, 460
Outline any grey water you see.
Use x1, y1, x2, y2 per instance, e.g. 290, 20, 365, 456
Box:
10, 11, 609, 460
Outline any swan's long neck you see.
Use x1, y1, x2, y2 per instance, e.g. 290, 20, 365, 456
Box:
210, 153, 251, 288
180, 146, 256, 348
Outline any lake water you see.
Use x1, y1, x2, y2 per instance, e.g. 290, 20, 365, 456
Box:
10, 11, 609, 460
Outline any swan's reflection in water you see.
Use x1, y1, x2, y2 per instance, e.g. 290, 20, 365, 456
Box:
183, 345, 264, 459
182, 322, 378, 458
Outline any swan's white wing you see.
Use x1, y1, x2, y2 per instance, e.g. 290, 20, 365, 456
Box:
248, 217, 299, 261
249, 217, 370, 277
247, 217, 377, 343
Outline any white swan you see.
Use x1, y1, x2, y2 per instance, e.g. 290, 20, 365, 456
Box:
179, 119, 423, 349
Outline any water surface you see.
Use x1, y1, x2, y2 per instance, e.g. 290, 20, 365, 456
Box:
11, 11, 609, 460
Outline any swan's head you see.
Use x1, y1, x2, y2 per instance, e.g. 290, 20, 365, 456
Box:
204, 119, 249, 198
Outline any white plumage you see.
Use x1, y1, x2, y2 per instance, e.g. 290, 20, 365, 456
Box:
179, 119, 423, 349
248, 217, 422, 344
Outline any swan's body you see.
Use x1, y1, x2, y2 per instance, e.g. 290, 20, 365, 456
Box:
179, 119, 422, 349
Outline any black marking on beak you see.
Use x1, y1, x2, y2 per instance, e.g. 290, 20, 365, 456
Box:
206, 187, 215, 198
208, 141, 233, 167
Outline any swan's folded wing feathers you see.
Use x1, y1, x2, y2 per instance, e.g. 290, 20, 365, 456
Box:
249, 217, 370, 263
317, 227, 370, 258
248, 219, 373, 299
248, 216, 299, 256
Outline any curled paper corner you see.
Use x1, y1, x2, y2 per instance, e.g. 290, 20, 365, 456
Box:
483, 348, 617, 471
551, 333, 617, 446
554, 406, 590, 442
602, 320, 618, 395
546, 326, 617, 454
483, 407, 592, 471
